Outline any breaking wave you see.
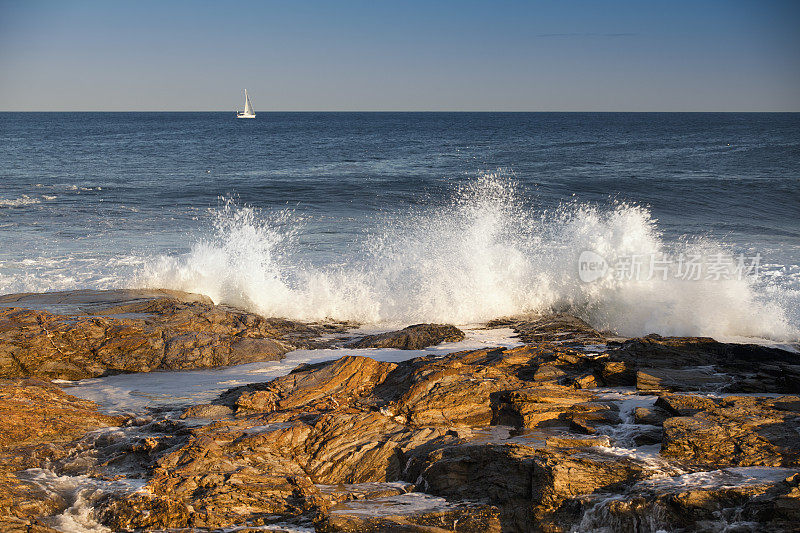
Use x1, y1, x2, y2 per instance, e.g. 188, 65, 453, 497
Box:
0, 194, 41, 207
141, 174, 799, 340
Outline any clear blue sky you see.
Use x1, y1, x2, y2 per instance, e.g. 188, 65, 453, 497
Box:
1, 0, 798, 111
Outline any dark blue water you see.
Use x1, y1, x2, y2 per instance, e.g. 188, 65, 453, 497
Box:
1, 112, 798, 338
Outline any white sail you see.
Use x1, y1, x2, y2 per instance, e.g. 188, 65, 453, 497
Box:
243, 90, 254, 115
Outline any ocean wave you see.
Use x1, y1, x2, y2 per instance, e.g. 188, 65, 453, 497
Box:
0, 195, 41, 207
141, 174, 799, 340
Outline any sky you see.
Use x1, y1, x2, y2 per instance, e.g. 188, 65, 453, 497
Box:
0, 0, 798, 111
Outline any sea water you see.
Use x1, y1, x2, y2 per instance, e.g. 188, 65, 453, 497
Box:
1, 112, 798, 340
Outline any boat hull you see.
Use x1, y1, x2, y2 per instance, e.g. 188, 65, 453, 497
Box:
236, 114, 256, 119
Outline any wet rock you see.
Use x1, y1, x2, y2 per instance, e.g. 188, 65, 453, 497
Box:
0, 379, 123, 526
97, 420, 324, 530
3, 316, 789, 532
408, 442, 649, 531
0, 518, 61, 533
633, 406, 668, 426
654, 393, 719, 416
96, 346, 631, 530
636, 367, 730, 393
179, 403, 234, 420
0, 379, 123, 449
316, 481, 414, 506
492, 386, 598, 428
568, 405, 622, 435
0, 289, 346, 379
301, 411, 446, 483
348, 324, 465, 350
532, 364, 567, 382
572, 467, 800, 533
385, 357, 523, 427
231, 355, 398, 414
544, 435, 612, 448
318, 492, 501, 532
599, 360, 635, 386
572, 373, 598, 389
607, 334, 800, 393
488, 314, 606, 346
661, 395, 800, 467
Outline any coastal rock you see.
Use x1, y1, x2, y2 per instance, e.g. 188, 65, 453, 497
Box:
661, 395, 800, 467
97, 420, 323, 530
488, 314, 606, 346
572, 468, 800, 533
382, 355, 523, 427
5, 312, 795, 532
599, 360, 635, 386
492, 386, 600, 428
179, 403, 234, 419
408, 442, 649, 531
636, 367, 730, 393
348, 324, 465, 350
0, 519, 61, 533
101, 343, 673, 531
318, 493, 501, 532
0, 289, 348, 380
95, 345, 619, 530
606, 334, 800, 393
231, 355, 398, 414
316, 481, 414, 507
633, 406, 668, 426
654, 393, 718, 416
0, 379, 123, 448
0, 379, 123, 527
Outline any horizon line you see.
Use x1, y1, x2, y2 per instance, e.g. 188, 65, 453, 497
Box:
2, 110, 799, 113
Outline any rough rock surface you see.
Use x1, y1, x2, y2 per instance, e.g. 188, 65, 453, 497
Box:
660, 394, 800, 467
0, 289, 350, 380
101, 336, 800, 532
488, 314, 608, 346
1, 298, 799, 532
607, 334, 800, 393
0, 379, 124, 531
348, 323, 465, 350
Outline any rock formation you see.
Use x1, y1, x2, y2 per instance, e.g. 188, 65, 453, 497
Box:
347, 323, 465, 350
0, 291, 798, 532
0, 289, 351, 380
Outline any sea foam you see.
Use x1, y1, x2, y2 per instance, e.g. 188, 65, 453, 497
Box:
0, 194, 41, 207
142, 174, 799, 340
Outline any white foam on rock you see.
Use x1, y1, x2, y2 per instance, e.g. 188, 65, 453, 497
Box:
18, 468, 146, 533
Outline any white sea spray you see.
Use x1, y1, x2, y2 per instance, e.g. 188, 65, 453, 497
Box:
141, 174, 798, 340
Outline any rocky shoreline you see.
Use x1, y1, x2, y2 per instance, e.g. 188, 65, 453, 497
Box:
0, 290, 798, 532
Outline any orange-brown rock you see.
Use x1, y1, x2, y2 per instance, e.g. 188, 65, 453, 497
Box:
318, 493, 501, 532
1, 305, 795, 532
488, 314, 607, 346
0, 379, 124, 529
0, 289, 349, 380
102, 345, 643, 531
348, 323, 465, 350
606, 334, 800, 393
661, 395, 800, 467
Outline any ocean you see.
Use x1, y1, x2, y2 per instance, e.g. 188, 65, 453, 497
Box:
1, 112, 798, 340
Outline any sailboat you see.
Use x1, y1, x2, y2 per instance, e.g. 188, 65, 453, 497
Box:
236, 89, 256, 119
